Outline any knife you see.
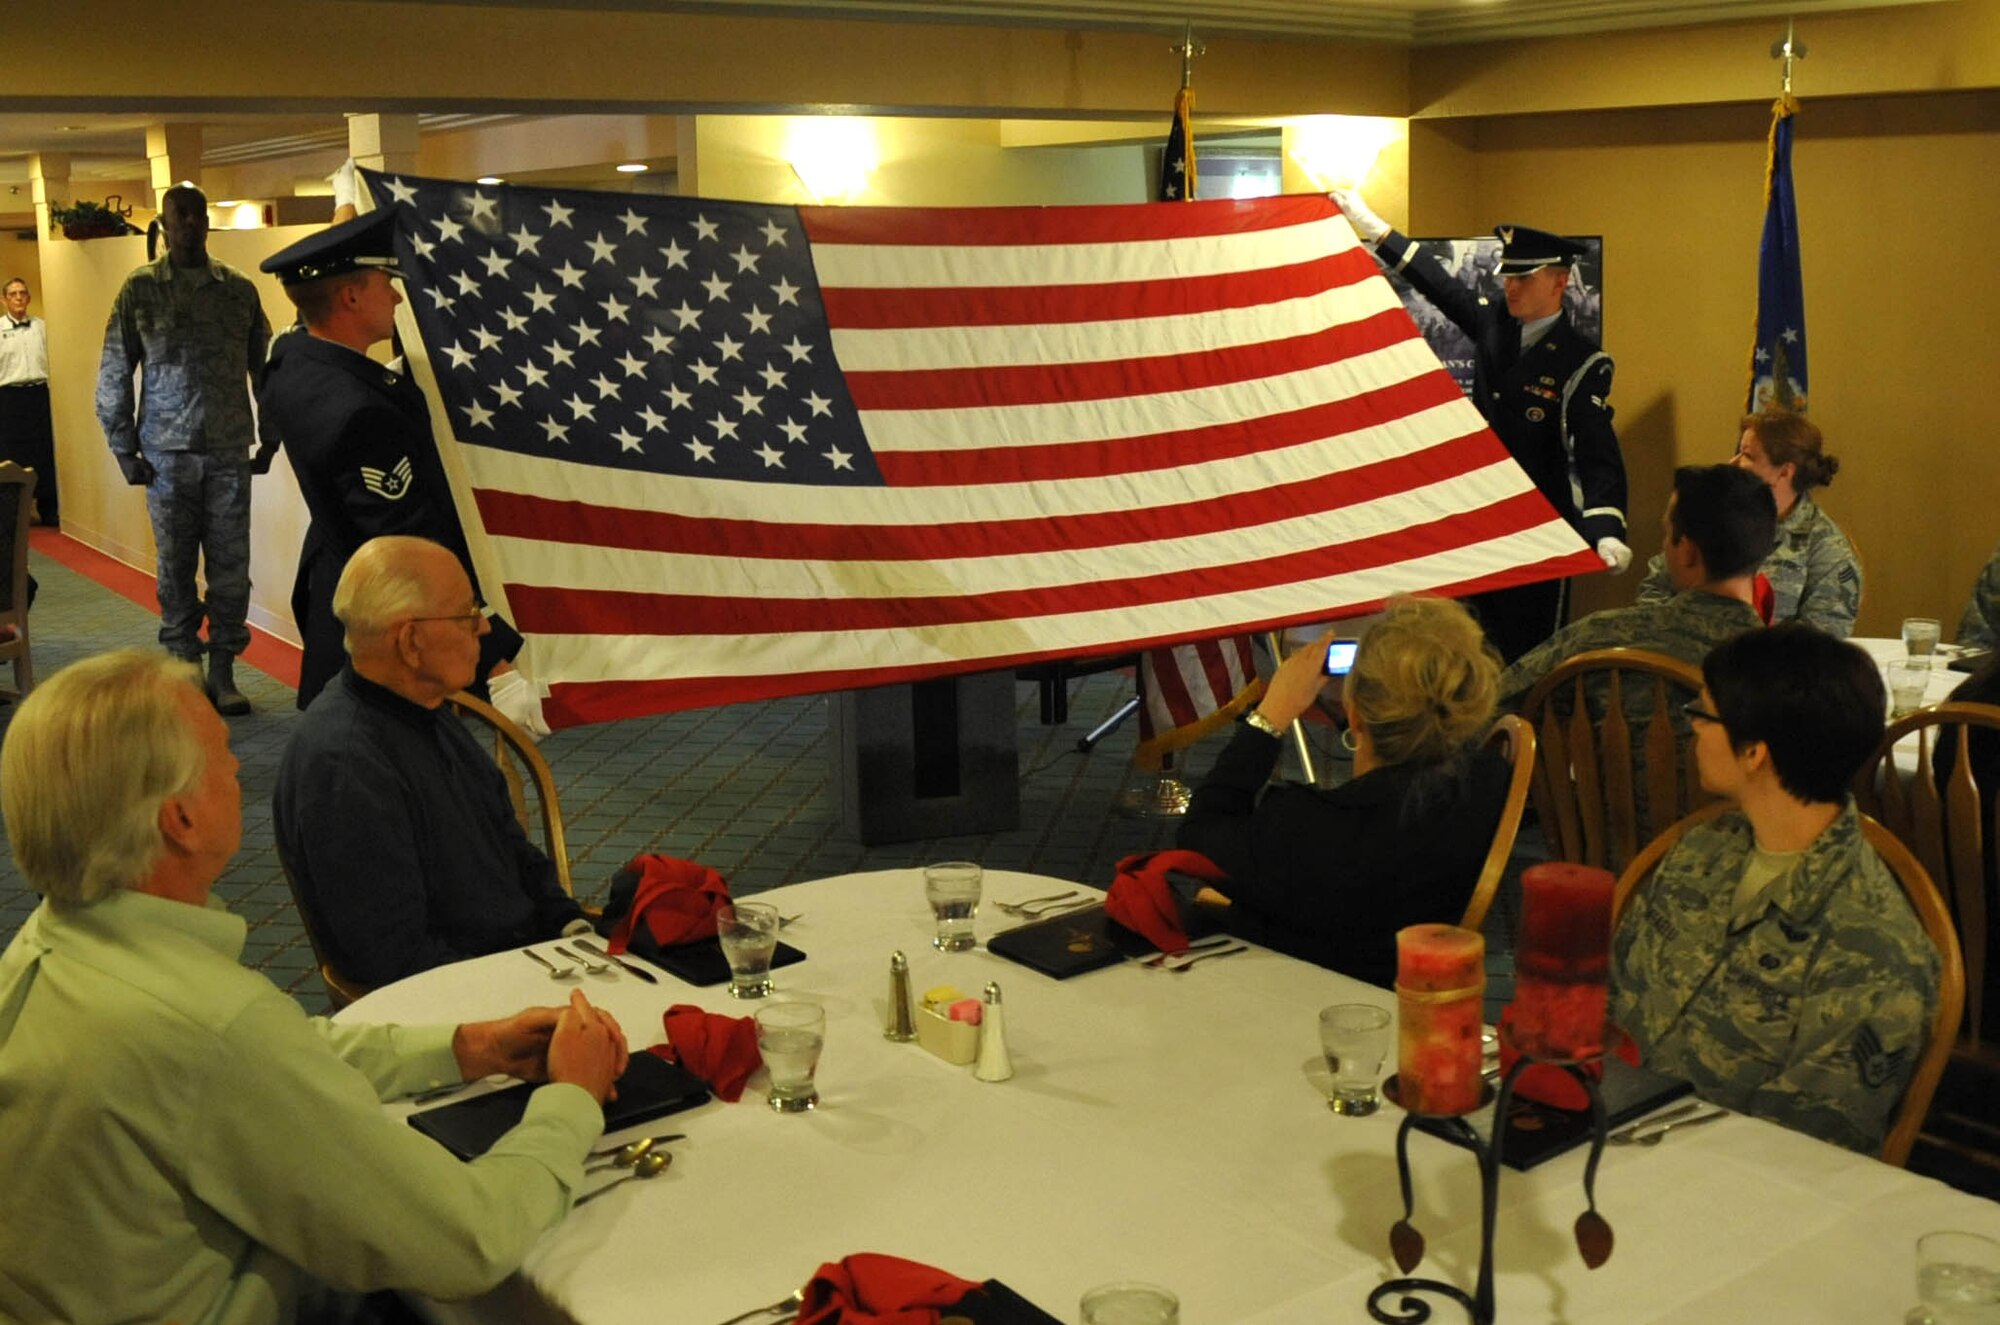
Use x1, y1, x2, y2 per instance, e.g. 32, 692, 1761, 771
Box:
570, 937, 659, 984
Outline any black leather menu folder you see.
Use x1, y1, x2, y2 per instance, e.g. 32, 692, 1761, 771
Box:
409, 1052, 711, 1160
986, 903, 1153, 979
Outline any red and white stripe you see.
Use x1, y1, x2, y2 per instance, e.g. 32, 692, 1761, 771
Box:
439, 194, 1594, 728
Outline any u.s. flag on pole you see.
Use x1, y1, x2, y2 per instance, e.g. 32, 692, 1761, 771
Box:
361, 170, 1597, 730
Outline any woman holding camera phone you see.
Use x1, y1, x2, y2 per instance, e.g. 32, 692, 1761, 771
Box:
1176, 596, 1511, 988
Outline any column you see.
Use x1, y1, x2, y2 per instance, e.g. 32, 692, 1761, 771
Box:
28, 152, 71, 242
146, 123, 203, 209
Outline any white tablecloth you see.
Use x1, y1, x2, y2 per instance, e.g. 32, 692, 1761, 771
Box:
339, 869, 2000, 1324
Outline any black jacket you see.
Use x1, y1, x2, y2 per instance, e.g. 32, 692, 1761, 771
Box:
1178, 724, 1511, 988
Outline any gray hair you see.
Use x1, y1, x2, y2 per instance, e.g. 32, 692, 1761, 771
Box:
1, 651, 205, 908
333, 535, 445, 651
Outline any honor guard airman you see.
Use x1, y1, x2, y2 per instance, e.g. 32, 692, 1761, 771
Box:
257, 208, 520, 709
1335, 193, 1631, 663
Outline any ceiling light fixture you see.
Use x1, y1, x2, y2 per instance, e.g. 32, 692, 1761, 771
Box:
476, 175, 503, 185
786, 117, 878, 204
615, 163, 648, 174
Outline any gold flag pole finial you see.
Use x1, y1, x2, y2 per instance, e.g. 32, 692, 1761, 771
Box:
1173, 21, 1204, 90
1770, 17, 1806, 97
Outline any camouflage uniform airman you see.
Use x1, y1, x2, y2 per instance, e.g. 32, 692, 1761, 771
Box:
1638, 493, 1861, 637
1611, 803, 1939, 1154
1958, 541, 2000, 650
95, 253, 270, 664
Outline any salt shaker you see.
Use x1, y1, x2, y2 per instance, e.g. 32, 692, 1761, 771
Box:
973, 980, 1013, 1082
884, 950, 916, 1042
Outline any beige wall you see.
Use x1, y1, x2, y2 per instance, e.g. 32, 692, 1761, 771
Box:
41, 225, 317, 644
1441, 90, 2000, 633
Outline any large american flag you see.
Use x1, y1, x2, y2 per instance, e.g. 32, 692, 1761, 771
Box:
362, 170, 1597, 730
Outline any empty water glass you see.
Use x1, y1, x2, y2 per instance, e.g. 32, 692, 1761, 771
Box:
1080, 1282, 1179, 1325
755, 1000, 825, 1113
1904, 617, 1944, 665
1319, 1003, 1393, 1116
924, 861, 983, 953
1910, 1230, 2000, 1324
718, 901, 781, 999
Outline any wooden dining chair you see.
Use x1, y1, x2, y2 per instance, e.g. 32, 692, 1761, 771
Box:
1458, 714, 1537, 932
0, 461, 36, 698
1520, 647, 1711, 876
277, 857, 375, 1010
1853, 701, 2000, 1051
1613, 802, 1966, 1169
445, 689, 575, 897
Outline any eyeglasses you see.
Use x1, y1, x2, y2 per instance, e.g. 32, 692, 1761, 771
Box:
1683, 701, 1724, 726
406, 607, 485, 631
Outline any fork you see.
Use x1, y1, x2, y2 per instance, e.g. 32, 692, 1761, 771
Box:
992, 890, 1078, 916
1164, 944, 1249, 972
713, 1289, 806, 1325
1134, 936, 1234, 969
1013, 896, 1096, 920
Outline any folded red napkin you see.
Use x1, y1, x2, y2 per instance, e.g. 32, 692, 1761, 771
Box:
1752, 572, 1775, 625
799, 1253, 981, 1325
1105, 849, 1223, 955
605, 854, 731, 954
649, 1004, 760, 1103
1495, 1006, 1641, 1109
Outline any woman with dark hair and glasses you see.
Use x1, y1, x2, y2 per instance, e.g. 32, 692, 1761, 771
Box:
1613, 623, 1939, 1153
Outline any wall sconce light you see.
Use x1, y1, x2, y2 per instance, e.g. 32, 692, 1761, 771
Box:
787, 117, 878, 204
1285, 116, 1403, 191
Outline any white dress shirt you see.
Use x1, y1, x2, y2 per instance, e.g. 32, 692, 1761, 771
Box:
0, 314, 48, 386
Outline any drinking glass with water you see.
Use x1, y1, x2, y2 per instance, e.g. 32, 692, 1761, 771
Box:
1318, 1003, 1392, 1116
755, 1000, 825, 1113
718, 901, 780, 999
924, 861, 983, 953
1909, 1230, 2000, 1324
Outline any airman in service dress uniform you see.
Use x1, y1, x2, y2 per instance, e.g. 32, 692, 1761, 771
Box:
1336, 192, 1630, 663
256, 210, 519, 709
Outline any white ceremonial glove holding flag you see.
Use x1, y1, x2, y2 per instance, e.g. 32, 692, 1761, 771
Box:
1331, 188, 1390, 244
329, 158, 358, 218
1597, 538, 1634, 574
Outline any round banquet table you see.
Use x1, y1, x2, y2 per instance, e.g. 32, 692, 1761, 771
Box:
338, 867, 2000, 1325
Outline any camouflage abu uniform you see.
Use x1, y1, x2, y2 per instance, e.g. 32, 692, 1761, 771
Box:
1611, 802, 1939, 1154
1958, 541, 2000, 650
96, 254, 270, 661
1638, 492, 1860, 638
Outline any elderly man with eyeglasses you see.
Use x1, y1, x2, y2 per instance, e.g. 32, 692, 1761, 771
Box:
274, 535, 589, 986
1611, 624, 1940, 1154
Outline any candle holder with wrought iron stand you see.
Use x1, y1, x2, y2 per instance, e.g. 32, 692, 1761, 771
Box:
1369, 1037, 1615, 1325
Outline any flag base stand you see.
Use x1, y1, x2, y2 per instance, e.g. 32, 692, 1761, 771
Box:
1114, 770, 1193, 818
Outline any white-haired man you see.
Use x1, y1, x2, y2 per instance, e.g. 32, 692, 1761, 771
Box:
0, 649, 627, 1323
275, 535, 589, 986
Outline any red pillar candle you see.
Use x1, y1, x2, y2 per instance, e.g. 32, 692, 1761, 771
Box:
1508, 863, 1615, 1060
1394, 924, 1486, 1116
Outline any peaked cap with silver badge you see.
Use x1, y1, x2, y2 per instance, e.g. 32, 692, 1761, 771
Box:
261, 209, 407, 286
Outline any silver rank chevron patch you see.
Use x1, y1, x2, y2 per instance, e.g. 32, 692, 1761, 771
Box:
360, 456, 415, 501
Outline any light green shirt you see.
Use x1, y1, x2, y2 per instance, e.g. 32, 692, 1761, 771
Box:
0, 890, 602, 1325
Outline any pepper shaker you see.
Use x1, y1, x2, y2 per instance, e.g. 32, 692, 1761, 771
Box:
973, 980, 1013, 1082
884, 950, 916, 1042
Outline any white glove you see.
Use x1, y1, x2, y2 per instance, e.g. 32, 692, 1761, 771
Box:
1597, 537, 1634, 574
329, 158, 358, 211
1331, 188, 1390, 244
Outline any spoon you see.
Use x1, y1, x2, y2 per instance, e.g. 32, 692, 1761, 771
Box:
1165, 945, 1249, 972
584, 1136, 658, 1174
576, 1150, 670, 1205
588, 1132, 686, 1160
1574, 1087, 1615, 1269
523, 948, 577, 980
555, 944, 612, 976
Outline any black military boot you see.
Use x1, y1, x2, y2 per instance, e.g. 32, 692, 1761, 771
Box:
207, 651, 252, 717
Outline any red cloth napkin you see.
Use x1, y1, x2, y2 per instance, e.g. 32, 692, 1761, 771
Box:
1752, 572, 1775, 625
1495, 1007, 1641, 1109
649, 1004, 760, 1103
1105, 849, 1223, 954
605, 854, 730, 954
799, 1253, 981, 1325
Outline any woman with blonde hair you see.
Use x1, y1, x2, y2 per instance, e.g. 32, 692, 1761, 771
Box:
1177, 595, 1511, 987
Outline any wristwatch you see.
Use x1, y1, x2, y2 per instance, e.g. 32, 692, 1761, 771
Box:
1242, 709, 1283, 738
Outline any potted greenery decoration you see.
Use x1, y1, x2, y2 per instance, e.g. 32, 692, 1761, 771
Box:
50, 197, 139, 240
